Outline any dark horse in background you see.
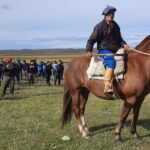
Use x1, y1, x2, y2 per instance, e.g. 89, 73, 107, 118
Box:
62, 35, 150, 142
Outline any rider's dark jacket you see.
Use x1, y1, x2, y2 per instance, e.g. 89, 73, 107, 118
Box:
86, 20, 126, 52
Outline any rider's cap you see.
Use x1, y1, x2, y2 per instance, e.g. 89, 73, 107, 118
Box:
102, 5, 116, 15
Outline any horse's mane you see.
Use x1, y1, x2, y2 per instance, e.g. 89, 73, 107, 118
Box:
135, 35, 150, 49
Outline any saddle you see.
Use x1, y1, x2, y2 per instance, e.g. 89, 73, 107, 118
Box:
87, 48, 126, 80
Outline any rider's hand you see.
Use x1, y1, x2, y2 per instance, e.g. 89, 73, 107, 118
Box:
124, 44, 131, 52
87, 52, 93, 57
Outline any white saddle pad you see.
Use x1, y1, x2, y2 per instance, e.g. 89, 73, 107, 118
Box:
87, 48, 125, 80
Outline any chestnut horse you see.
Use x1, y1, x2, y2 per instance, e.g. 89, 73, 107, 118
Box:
62, 35, 150, 142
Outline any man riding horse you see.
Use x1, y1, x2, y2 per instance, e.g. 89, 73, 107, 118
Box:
62, 6, 150, 141
86, 5, 130, 94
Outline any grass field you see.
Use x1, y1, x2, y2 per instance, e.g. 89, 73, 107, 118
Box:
0, 50, 150, 150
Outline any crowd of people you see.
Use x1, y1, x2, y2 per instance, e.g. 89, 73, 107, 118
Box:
0, 57, 67, 98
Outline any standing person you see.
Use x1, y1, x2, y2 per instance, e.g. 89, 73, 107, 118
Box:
15, 60, 21, 84
86, 5, 130, 94
1, 58, 17, 98
22, 60, 29, 80
38, 61, 44, 79
0, 61, 3, 87
53, 61, 61, 86
44, 61, 52, 86
58, 60, 64, 80
16, 59, 23, 81
52, 61, 56, 80
27, 60, 37, 86
34, 59, 38, 78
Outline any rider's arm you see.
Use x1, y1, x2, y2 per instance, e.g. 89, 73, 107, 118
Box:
86, 24, 103, 53
115, 22, 131, 51
114, 22, 127, 48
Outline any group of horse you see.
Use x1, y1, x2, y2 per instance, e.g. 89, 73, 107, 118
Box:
62, 35, 150, 142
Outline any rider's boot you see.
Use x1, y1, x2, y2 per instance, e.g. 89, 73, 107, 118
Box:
104, 68, 114, 94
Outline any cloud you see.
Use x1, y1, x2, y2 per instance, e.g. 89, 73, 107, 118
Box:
0, 4, 11, 10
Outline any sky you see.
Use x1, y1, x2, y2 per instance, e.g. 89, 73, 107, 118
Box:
0, 0, 150, 50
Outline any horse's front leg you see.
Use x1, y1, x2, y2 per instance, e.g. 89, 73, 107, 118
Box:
115, 100, 133, 142
130, 97, 144, 139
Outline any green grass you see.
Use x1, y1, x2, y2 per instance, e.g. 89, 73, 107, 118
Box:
0, 79, 150, 150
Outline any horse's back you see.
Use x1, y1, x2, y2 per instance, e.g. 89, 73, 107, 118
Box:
64, 56, 91, 90
64, 56, 91, 74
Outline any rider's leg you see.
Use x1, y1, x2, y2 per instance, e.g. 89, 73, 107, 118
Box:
104, 67, 114, 94
104, 56, 116, 94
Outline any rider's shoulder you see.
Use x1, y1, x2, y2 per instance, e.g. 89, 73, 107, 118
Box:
112, 21, 120, 28
95, 20, 105, 27
94, 20, 106, 30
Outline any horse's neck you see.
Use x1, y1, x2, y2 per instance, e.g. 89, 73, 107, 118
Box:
128, 51, 150, 76
130, 36, 150, 83
136, 40, 150, 52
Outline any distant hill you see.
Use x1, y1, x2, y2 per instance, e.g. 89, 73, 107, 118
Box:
0, 49, 97, 56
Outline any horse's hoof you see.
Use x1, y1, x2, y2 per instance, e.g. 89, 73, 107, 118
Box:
82, 135, 91, 139
133, 133, 141, 140
115, 138, 123, 144
133, 135, 142, 140
86, 130, 91, 135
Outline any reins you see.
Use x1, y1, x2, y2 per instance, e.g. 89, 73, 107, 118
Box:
129, 48, 150, 56
93, 53, 124, 56
93, 48, 150, 56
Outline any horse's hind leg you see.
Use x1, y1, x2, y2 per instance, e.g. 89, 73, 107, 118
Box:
72, 91, 90, 139
79, 88, 90, 135
115, 97, 135, 142
130, 97, 144, 139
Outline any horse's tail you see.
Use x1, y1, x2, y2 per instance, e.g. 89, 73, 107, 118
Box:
62, 81, 73, 128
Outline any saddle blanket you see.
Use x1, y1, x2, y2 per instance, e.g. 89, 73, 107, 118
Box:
87, 48, 125, 80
